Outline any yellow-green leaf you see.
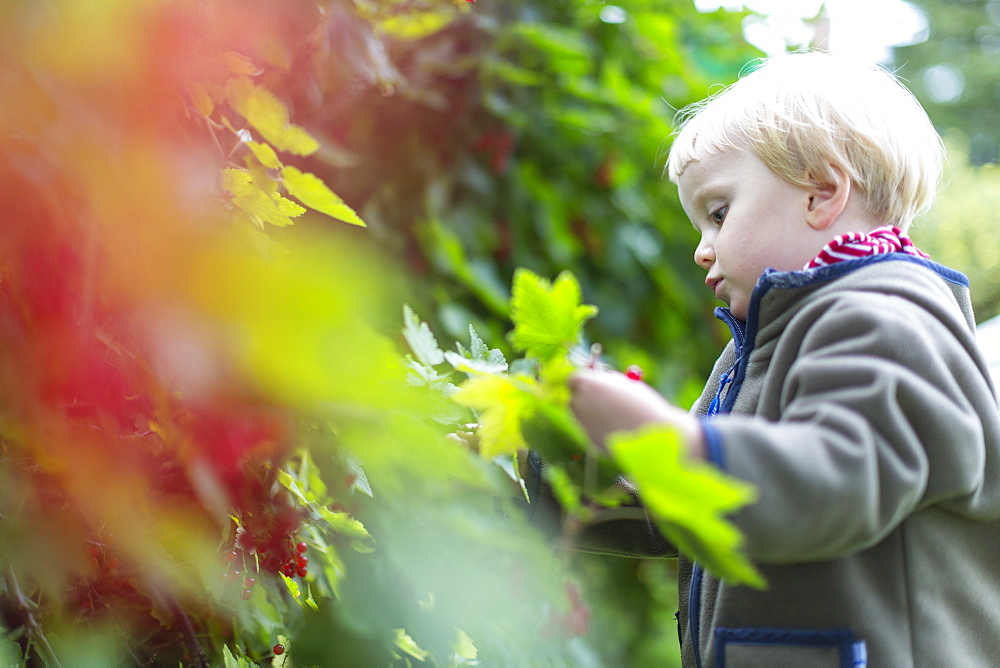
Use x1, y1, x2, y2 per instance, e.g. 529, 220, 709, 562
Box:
377, 10, 453, 39
281, 166, 366, 227
393, 628, 429, 662
280, 573, 304, 608
508, 269, 598, 362
608, 425, 765, 588
247, 141, 282, 170
222, 167, 304, 227
451, 373, 537, 458
226, 76, 319, 155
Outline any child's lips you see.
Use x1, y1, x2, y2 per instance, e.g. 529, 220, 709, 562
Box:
706, 277, 723, 299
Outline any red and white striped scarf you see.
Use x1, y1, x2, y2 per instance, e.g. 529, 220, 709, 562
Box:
804, 225, 929, 270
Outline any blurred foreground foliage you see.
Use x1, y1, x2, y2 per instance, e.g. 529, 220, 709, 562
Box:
0, 0, 759, 665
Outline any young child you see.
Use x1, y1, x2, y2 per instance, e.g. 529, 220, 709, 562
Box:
568, 52, 1000, 667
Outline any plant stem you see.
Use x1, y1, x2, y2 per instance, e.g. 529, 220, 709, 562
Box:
3, 565, 61, 668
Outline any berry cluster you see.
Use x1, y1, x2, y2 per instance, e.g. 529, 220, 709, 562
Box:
274, 541, 309, 579
221, 537, 310, 596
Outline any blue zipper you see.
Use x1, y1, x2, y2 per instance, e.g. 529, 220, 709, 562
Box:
691, 307, 748, 667
689, 562, 704, 667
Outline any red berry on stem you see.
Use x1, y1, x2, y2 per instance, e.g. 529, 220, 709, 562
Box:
240, 589, 252, 600
244, 577, 255, 589
296, 565, 308, 578
225, 550, 238, 562
295, 541, 307, 553
273, 644, 284, 656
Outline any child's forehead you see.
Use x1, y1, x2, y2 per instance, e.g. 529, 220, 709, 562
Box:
675, 144, 748, 187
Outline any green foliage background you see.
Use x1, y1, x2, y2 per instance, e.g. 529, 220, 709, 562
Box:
13, 0, 996, 664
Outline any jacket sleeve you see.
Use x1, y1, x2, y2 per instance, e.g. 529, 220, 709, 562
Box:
707, 291, 1000, 564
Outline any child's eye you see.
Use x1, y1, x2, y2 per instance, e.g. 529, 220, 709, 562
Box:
709, 206, 728, 225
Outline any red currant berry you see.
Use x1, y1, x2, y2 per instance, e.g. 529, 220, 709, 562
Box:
225, 550, 238, 562
281, 562, 296, 578
240, 589, 252, 600
625, 365, 644, 381
244, 577, 256, 589
297, 555, 308, 568
296, 565, 308, 578
273, 644, 285, 655
295, 541, 307, 553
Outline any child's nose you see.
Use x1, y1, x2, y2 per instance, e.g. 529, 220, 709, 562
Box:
694, 240, 715, 269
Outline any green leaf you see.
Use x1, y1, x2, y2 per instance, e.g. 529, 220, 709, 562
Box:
508, 269, 597, 362
403, 305, 445, 368
318, 506, 375, 553
453, 629, 478, 662
393, 628, 429, 661
281, 166, 366, 226
444, 350, 508, 375
222, 645, 255, 668
222, 167, 304, 227
608, 425, 765, 588
226, 77, 319, 155
280, 573, 304, 608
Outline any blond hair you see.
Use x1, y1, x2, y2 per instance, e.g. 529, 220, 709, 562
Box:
665, 52, 944, 230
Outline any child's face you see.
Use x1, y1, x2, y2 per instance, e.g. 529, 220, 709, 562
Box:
677, 147, 821, 320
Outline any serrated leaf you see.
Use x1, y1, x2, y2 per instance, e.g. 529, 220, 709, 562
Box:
393, 628, 429, 661
467, 325, 507, 368
402, 305, 445, 368
223, 51, 263, 76
276, 469, 310, 506
226, 76, 319, 155
281, 166, 366, 226
247, 141, 282, 169
188, 82, 214, 117
453, 629, 477, 661
608, 425, 765, 588
222, 167, 304, 227
444, 350, 508, 375
222, 645, 255, 668
318, 507, 375, 552
343, 450, 373, 497
508, 269, 598, 362
468, 325, 488, 359
451, 373, 537, 458
280, 574, 305, 608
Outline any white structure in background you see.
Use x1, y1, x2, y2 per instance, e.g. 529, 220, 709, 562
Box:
694, 0, 929, 65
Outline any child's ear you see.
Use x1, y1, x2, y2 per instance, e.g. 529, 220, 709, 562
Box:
805, 165, 851, 231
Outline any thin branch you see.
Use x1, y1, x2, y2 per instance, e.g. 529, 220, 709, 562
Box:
4, 565, 61, 668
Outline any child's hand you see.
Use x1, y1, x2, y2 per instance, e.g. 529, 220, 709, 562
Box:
568, 369, 705, 459
446, 423, 481, 451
